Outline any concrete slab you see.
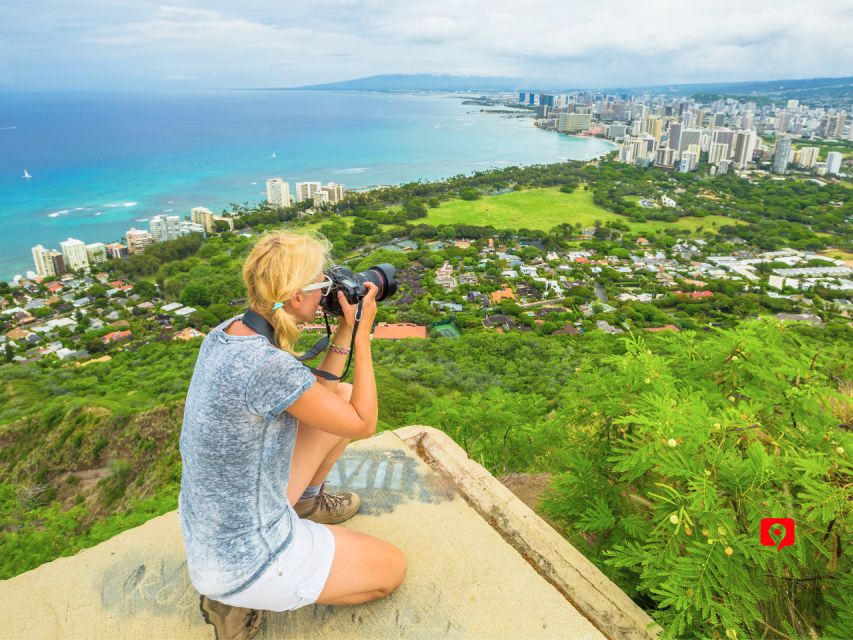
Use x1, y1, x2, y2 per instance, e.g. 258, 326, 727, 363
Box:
0, 427, 657, 640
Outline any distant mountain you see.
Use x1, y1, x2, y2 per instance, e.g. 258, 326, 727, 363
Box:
293, 74, 525, 92
288, 73, 853, 99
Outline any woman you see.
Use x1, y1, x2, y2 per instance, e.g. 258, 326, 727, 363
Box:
179, 231, 407, 640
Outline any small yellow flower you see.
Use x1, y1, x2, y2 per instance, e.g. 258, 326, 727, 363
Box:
837, 447, 845, 455
717, 526, 726, 535
667, 438, 677, 448
669, 514, 679, 525
725, 547, 734, 556
685, 527, 693, 536
726, 628, 738, 639
731, 355, 738, 361
702, 529, 710, 537
644, 377, 652, 384
713, 422, 721, 430
728, 395, 736, 402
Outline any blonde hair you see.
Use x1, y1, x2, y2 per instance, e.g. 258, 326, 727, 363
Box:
242, 230, 331, 355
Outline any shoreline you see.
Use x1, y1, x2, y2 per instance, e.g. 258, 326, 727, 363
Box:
1, 91, 615, 281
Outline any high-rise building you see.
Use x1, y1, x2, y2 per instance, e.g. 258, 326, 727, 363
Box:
772, 138, 793, 174
733, 130, 757, 169
558, 112, 592, 132
787, 99, 799, 110
295, 181, 322, 203
605, 123, 628, 140
180, 221, 207, 237
266, 178, 292, 207
668, 122, 682, 150
518, 92, 526, 104
712, 112, 726, 128
312, 189, 330, 207
708, 142, 730, 164
678, 128, 703, 153
718, 159, 731, 175
50, 251, 66, 277
644, 115, 663, 142
106, 243, 129, 260
126, 228, 153, 255
798, 147, 820, 169
654, 147, 676, 167
60, 237, 89, 272
324, 182, 346, 204
149, 215, 182, 243
679, 151, 699, 172
191, 206, 217, 234
826, 151, 843, 175
31, 245, 55, 278
85, 242, 107, 266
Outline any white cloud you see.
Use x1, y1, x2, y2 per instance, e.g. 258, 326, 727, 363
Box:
1, 0, 851, 89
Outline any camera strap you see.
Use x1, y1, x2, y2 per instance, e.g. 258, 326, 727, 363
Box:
241, 304, 361, 382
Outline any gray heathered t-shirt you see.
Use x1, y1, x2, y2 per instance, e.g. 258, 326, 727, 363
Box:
179, 315, 316, 599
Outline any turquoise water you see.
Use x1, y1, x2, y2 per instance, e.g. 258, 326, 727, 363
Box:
0, 91, 614, 280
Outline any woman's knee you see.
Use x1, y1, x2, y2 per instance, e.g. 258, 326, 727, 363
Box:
381, 545, 407, 594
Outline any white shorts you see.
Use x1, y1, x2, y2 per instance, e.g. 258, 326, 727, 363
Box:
217, 505, 336, 612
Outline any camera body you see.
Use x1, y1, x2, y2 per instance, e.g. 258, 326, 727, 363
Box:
319, 263, 397, 317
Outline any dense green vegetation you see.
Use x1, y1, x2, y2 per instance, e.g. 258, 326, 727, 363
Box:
2, 159, 851, 639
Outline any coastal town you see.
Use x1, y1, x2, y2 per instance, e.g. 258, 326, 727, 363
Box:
520, 90, 848, 178
2, 86, 851, 365
2, 191, 850, 364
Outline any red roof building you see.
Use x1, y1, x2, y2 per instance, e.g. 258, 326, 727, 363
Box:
102, 330, 132, 344
674, 290, 713, 300
372, 323, 427, 340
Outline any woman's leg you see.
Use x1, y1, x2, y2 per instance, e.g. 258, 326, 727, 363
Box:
287, 382, 353, 506
288, 382, 407, 604
315, 525, 407, 605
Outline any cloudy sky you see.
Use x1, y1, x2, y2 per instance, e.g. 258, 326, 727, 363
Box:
2, 0, 852, 91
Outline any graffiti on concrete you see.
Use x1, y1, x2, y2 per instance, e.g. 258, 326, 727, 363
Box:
100, 554, 198, 623
323, 447, 457, 515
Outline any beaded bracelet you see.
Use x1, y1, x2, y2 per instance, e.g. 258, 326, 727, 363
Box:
329, 343, 351, 356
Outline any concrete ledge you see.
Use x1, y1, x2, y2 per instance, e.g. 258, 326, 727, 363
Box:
0, 427, 654, 639
395, 425, 660, 640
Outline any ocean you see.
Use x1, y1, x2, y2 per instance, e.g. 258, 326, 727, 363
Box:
0, 90, 614, 280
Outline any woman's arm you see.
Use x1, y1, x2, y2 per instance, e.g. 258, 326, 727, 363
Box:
312, 323, 353, 392
287, 284, 378, 439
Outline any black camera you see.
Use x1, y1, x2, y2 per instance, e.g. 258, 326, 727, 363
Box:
319, 263, 398, 317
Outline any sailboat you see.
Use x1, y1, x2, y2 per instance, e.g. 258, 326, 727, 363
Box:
271, 152, 277, 159
22, 169, 31, 179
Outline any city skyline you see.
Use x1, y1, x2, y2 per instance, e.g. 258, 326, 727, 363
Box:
2, 0, 852, 91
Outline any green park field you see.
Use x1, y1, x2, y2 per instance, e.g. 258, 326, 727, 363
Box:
424, 187, 741, 235
291, 186, 743, 238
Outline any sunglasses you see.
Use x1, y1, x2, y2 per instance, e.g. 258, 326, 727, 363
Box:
301, 275, 334, 296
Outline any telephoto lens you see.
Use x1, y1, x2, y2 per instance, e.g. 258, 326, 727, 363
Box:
319, 263, 397, 316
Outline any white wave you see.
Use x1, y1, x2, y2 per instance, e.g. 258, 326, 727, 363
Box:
167, 201, 174, 204
136, 217, 150, 222
470, 160, 511, 166
74, 207, 87, 211
47, 209, 70, 218
123, 201, 137, 207
93, 212, 102, 216
250, 182, 258, 185
163, 208, 174, 212
103, 203, 121, 208
334, 167, 369, 174
0, 126, 17, 130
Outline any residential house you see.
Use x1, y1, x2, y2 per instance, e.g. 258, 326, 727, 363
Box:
102, 330, 132, 344
174, 327, 207, 341
490, 287, 516, 304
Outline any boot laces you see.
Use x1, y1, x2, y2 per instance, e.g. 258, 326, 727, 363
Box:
318, 491, 347, 512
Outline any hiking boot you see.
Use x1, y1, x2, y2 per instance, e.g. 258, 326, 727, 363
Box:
294, 487, 361, 524
199, 594, 264, 640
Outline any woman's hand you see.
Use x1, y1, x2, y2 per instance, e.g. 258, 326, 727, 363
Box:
338, 282, 378, 340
